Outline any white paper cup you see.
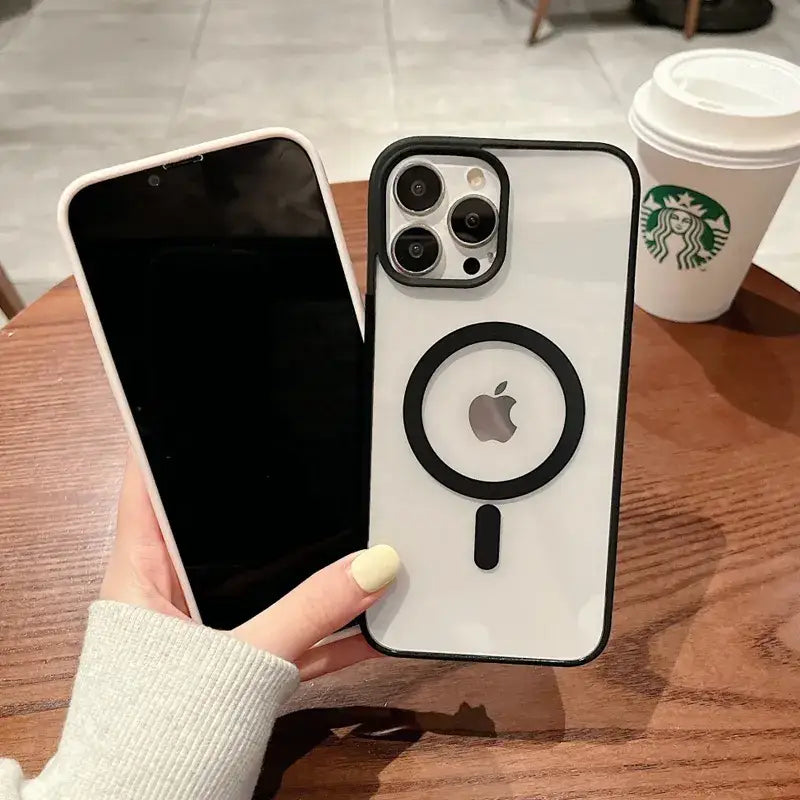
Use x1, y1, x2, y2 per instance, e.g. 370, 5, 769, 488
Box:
629, 50, 800, 322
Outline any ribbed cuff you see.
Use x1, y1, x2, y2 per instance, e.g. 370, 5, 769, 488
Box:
40, 601, 299, 800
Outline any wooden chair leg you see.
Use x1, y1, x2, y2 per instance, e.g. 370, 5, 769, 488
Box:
0, 260, 25, 320
684, 0, 702, 37
528, 0, 552, 44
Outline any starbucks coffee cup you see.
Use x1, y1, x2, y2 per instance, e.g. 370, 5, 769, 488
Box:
629, 49, 800, 322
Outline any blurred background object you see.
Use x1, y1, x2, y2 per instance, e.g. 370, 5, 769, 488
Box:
633, 0, 775, 37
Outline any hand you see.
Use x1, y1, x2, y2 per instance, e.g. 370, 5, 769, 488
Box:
101, 451, 399, 680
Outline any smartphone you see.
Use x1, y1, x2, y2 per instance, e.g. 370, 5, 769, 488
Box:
362, 136, 639, 664
59, 129, 364, 630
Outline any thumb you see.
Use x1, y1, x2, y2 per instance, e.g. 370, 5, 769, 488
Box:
232, 545, 400, 661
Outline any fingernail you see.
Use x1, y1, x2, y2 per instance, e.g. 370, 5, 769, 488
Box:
350, 544, 400, 593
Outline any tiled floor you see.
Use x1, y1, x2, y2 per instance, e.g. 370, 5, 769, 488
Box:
1, 0, 799, 316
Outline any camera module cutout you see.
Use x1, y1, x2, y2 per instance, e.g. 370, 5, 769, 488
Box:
384, 151, 505, 284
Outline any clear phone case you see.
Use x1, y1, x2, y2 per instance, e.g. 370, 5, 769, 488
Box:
362, 137, 639, 665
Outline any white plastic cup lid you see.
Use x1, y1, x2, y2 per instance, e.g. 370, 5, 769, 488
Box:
630, 49, 800, 168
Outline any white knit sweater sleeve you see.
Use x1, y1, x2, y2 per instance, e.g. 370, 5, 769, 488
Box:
0, 601, 299, 800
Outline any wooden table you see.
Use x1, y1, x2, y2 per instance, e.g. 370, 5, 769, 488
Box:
2, 181, 800, 798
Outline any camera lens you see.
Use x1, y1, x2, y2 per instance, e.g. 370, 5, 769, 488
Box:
147, 174, 160, 188
391, 226, 440, 275
395, 164, 443, 214
449, 196, 497, 247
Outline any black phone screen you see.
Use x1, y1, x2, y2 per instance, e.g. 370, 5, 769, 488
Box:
68, 136, 363, 629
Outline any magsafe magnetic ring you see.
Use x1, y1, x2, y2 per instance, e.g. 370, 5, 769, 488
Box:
402, 321, 586, 569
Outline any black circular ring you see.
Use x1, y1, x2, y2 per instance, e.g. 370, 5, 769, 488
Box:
403, 322, 585, 502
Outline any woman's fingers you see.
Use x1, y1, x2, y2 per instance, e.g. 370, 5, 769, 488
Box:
295, 634, 383, 681
233, 544, 400, 662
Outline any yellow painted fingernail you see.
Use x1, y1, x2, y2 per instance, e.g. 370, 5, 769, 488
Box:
350, 544, 400, 593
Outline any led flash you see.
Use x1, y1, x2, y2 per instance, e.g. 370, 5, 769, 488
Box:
467, 167, 485, 189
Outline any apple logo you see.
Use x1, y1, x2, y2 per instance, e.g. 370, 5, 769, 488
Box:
468, 381, 517, 443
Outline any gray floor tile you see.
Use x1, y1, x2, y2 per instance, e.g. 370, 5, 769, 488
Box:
0, 38, 194, 86
34, 0, 207, 11
0, 85, 183, 146
771, 0, 800, 22
14, 278, 58, 304
198, 0, 385, 57
587, 22, 798, 107
388, 0, 604, 43
4, 9, 205, 56
389, 0, 540, 43
773, 2, 800, 56
173, 46, 395, 140
0, 223, 70, 284
393, 37, 623, 128
0, 17, 195, 145
0, 9, 201, 145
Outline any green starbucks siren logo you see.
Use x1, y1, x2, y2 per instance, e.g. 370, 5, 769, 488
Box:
641, 185, 731, 271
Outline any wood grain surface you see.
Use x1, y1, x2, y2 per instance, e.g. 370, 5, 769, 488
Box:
2, 180, 800, 798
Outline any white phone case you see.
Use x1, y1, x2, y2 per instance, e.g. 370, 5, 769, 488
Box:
363, 137, 639, 664
58, 128, 363, 625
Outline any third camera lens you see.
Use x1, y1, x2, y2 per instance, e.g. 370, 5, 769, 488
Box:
395, 164, 443, 214
391, 226, 440, 275
449, 196, 498, 247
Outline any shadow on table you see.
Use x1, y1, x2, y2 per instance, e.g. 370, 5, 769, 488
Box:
258, 507, 724, 799
716, 287, 800, 339
258, 666, 564, 800
256, 699, 512, 800
658, 286, 800, 436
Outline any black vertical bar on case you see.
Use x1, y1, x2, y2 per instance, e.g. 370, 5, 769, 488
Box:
474, 504, 501, 570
